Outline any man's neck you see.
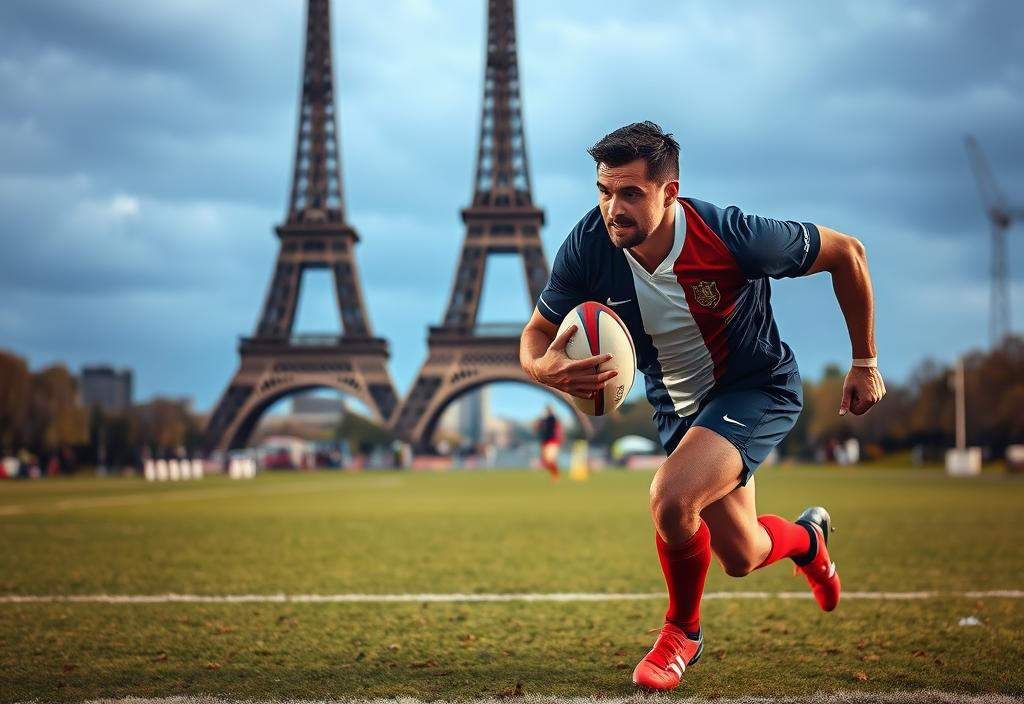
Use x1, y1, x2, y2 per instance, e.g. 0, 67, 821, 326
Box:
627, 201, 677, 275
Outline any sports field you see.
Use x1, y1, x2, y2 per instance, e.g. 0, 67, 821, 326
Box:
1, 466, 1022, 702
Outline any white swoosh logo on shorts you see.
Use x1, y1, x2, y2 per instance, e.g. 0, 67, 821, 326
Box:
606, 297, 632, 306
722, 414, 746, 428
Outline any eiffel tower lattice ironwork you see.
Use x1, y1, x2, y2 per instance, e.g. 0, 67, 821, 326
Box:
391, 0, 594, 449
205, 0, 398, 453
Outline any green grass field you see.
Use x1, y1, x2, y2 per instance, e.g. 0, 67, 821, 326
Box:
1, 466, 1023, 701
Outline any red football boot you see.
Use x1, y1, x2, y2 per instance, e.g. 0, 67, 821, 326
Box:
632, 622, 703, 691
794, 506, 841, 612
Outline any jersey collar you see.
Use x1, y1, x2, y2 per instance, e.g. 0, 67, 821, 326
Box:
624, 201, 686, 278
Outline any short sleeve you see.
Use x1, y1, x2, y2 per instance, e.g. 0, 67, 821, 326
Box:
537, 235, 588, 325
720, 206, 821, 279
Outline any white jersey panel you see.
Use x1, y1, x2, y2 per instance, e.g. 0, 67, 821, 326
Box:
625, 204, 716, 417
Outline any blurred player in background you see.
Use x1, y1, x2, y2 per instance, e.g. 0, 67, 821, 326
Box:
520, 122, 885, 690
536, 404, 562, 480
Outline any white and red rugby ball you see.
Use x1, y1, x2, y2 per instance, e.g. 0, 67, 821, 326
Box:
556, 301, 636, 416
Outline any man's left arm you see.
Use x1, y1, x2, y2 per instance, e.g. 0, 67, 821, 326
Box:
803, 225, 886, 416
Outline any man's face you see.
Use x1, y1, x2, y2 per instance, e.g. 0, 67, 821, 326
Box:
596, 159, 677, 249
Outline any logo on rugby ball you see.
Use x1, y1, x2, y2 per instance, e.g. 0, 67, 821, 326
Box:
692, 280, 721, 309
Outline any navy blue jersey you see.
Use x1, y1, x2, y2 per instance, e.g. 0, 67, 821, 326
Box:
537, 197, 820, 417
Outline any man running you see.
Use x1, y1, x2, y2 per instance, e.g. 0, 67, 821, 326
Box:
536, 404, 562, 480
519, 122, 885, 690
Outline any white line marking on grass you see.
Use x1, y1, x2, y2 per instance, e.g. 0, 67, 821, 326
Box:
67, 691, 1024, 704
1, 590, 1021, 604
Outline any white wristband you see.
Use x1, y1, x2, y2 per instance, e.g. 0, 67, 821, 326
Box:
852, 357, 877, 368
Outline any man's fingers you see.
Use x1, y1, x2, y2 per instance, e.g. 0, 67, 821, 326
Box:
596, 370, 619, 383
550, 324, 577, 351
839, 383, 853, 416
565, 353, 613, 371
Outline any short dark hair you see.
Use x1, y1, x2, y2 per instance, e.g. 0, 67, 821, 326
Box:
587, 121, 680, 183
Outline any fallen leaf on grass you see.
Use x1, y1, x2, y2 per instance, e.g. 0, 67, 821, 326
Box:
206, 662, 222, 670
861, 654, 880, 662
214, 624, 239, 635
151, 652, 168, 662
496, 682, 525, 698
409, 659, 439, 669
824, 647, 841, 655
461, 633, 477, 642
913, 650, 926, 658
62, 664, 77, 673
853, 672, 869, 682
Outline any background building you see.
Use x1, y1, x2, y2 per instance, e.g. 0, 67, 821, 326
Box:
79, 365, 133, 413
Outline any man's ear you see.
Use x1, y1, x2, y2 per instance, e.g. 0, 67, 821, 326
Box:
664, 179, 680, 205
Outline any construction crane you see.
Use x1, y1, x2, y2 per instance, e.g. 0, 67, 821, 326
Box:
965, 135, 1024, 346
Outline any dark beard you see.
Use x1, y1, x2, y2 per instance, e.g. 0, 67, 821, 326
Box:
608, 220, 648, 249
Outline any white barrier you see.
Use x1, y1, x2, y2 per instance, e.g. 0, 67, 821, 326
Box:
227, 457, 257, 480
145, 458, 204, 481
946, 447, 982, 476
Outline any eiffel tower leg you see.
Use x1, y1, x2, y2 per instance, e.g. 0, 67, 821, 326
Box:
204, 368, 258, 455
521, 243, 549, 306
256, 258, 303, 339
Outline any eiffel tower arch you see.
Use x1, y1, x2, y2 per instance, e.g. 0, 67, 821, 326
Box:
391, 0, 594, 450
205, 0, 398, 453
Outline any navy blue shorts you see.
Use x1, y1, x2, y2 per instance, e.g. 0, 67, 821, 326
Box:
653, 370, 803, 486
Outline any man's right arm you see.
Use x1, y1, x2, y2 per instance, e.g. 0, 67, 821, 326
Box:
520, 308, 617, 399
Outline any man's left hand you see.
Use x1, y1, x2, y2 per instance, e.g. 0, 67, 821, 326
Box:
839, 366, 886, 416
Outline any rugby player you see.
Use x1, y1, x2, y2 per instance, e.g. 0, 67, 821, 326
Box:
519, 121, 885, 690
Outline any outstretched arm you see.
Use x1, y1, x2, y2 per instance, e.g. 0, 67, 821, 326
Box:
804, 226, 886, 416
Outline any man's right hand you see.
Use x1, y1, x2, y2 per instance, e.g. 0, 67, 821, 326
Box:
528, 324, 618, 400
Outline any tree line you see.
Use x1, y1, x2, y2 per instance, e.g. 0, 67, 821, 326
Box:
595, 335, 1024, 462
0, 350, 203, 474
2, 336, 1021, 472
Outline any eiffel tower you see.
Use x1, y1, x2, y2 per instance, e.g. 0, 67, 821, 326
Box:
391, 0, 594, 450
205, 0, 398, 453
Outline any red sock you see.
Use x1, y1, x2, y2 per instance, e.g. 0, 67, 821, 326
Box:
656, 520, 711, 635
756, 515, 814, 568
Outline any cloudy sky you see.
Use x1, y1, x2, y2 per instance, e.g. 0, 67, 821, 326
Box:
0, 0, 1022, 417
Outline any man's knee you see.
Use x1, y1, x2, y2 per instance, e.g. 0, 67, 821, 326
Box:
649, 474, 701, 534
719, 554, 760, 578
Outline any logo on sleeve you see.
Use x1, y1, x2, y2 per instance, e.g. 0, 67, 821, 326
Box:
691, 280, 721, 309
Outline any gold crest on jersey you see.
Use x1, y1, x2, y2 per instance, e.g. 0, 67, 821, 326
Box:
692, 280, 721, 309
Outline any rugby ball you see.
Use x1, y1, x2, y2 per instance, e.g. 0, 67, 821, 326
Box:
556, 301, 636, 416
